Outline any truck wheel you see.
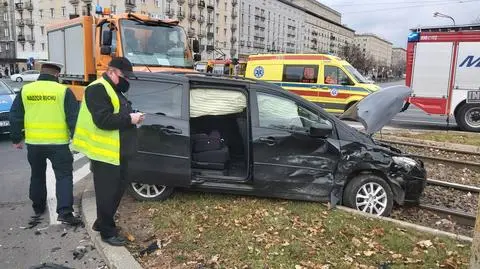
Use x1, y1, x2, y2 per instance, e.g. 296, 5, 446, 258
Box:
343, 174, 394, 217
456, 103, 480, 132
128, 182, 174, 201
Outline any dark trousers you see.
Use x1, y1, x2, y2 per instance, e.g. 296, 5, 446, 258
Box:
27, 144, 74, 215
91, 158, 128, 238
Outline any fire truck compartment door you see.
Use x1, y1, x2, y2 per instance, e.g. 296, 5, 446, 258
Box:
455, 42, 480, 91
411, 42, 453, 98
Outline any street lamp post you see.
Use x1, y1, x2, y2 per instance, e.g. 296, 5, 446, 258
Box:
433, 12, 456, 25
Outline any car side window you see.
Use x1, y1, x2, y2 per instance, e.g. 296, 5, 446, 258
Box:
127, 80, 183, 118
324, 65, 352, 85
282, 65, 318, 83
256, 92, 332, 131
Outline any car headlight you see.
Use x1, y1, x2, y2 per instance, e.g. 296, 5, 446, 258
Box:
392, 156, 417, 170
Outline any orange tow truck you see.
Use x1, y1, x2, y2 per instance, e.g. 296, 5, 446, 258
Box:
46, 10, 200, 100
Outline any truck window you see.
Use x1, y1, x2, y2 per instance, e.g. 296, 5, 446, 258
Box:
324, 65, 352, 85
282, 65, 318, 83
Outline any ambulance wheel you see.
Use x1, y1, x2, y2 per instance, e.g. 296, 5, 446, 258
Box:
128, 182, 174, 201
456, 104, 480, 132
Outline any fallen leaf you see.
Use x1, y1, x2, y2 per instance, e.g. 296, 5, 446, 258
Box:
352, 237, 362, 247
126, 232, 135, 242
392, 253, 402, 259
363, 250, 375, 257
416, 240, 433, 249
344, 255, 354, 263
295, 265, 303, 269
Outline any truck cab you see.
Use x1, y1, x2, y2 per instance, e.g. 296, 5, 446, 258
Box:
46, 12, 200, 101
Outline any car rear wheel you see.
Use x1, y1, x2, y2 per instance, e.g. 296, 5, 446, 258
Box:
343, 174, 393, 217
128, 182, 174, 201
456, 103, 480, 132
16, 77, 23, 82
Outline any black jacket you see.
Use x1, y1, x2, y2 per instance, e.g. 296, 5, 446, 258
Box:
84, 73, 137, 158
9, 74, 79, 144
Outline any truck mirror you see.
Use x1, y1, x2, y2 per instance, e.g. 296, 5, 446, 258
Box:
100, 46, 112, 55
194, 54, 201, 62
192, 39, 200, 53
102, 30, 112, 46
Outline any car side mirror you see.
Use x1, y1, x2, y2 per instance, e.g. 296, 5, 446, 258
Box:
309, 124, 332, 138
192, 39, 200, 53
194, 54, 201, 62
100, 46, 112, 55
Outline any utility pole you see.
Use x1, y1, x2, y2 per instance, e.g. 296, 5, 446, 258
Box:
469, 199, 480, 267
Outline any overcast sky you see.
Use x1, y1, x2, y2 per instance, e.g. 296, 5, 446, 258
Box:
319, 0, 480, 48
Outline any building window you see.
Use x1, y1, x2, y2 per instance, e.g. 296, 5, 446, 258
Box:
216, 27, 219, 34
225, 2, 227, 10
4, 28, 8, 37
21, 44, 25, 51
224, 15, 227, 23
39, 10, 43, 18
42, 43, 45, 51
0, 45, 2, 53
50, 8, 54, 18
155, 0, 160, 7
111, 5, 116, 13
40, 26, 44, 35
31, 44, 34, 51
5, 43, 9, 50
62, 6, 66, 17
224, 28, 226, 36
3, 13, 7, 21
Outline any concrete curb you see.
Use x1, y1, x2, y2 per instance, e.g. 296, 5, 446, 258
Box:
337, 206, 473, 243
81, 177, 143, 269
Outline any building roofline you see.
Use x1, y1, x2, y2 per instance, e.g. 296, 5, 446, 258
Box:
355, 33, 393, 45
392, 47, 406, 51
276, 0, 355, 32
410, 24, 480, 32
302, 0, 341, 16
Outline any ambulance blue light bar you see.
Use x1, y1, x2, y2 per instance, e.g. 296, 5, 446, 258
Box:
408, 32, 420, 42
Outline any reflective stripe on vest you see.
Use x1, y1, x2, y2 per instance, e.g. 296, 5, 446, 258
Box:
72, 78, 121, 165
21, 81, 69, 145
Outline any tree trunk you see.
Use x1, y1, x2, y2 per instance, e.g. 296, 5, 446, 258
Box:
469, 198, 480, 268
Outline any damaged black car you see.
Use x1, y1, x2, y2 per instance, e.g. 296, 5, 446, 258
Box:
125, 72, 426, 217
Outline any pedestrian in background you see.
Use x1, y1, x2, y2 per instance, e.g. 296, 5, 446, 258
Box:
9, 61, 81, 225
72, 57, 144, 246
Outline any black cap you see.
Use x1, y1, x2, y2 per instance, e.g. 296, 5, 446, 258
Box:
108, 57, 134, 78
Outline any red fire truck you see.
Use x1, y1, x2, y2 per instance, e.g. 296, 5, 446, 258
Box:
405, 24, 480, 132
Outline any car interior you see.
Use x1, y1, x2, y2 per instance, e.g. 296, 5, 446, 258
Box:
189, 88, 249, 180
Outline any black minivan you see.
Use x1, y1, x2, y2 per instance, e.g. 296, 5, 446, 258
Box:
125, 72, 426, 217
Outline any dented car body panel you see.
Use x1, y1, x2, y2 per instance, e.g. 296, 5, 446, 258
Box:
127, 72, 427, 211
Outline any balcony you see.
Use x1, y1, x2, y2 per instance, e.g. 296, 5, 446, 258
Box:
17, 34, 25, 42
207, 31, 214, 39
177, 10, 185, 20
16, 19, 24, 27
240, 40, 244, 46
198, 15, 205, 23
207, 17, 213, 25
69, 0, 80, 4
311, 38, 317, 44
198, 30, 205, 38
188, 0, 195, 6
206, 0, 214, 10
177, 0, 185, 5
230, 36, 237, 43
125, 0, 136, 9
232, 0, 238, 6
231, 9, 237, 18
189, 13, 196, 21
312, 30, 318, 36
188, 28, 195, 38
82, 0, 93, 3
206, 45, 214, 51
25, 18, 34, 27
253, 42, 265, 49
247, 41, 251, 47
26, 34, 34, 43
231, 24, 237, 30
198, 0, 205, 8
14, 2, 22, 11
24, 1, 33, 10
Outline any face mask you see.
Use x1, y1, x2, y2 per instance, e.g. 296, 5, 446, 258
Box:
117, 76, 130, 93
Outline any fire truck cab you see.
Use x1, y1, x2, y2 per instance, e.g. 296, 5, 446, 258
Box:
406, 24, 480, 132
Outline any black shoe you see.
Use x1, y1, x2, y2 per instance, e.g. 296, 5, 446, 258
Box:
33, 208, 45, 217
101, 235, 126, 246
57, 213, 83, 226
92, 221, 121, 233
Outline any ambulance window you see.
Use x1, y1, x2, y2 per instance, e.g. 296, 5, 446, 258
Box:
324, 66, 353, 85
283, 65, 318, 83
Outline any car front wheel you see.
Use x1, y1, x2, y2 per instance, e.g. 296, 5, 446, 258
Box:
343, 174, 393, 217
16, 77, 23, 82
128, 182, 174, 201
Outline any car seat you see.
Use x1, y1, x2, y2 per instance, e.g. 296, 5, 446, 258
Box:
191, 130, 230, 170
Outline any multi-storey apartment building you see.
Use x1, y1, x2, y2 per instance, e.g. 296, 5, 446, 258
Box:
354, 33, 393, 67
391, 47, 406, 66
237, 0, 354, 60
0, 0, 16, 72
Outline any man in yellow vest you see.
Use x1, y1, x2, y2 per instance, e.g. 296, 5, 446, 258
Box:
72, 57, 144, 246
9, 61, 81, 225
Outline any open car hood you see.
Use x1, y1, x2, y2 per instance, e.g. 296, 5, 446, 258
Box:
339, 85, 412, 135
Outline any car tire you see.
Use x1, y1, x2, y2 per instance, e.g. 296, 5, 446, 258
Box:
456, 103, 480, 132
16, 77, 23, 82
343, 174, 394, 217
128, 182, 174, 201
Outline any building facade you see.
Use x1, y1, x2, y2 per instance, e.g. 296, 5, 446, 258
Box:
354, 33, 393, 67
0, 0, 16, 73
237, 0, 354, 59
391, 47, 406, 66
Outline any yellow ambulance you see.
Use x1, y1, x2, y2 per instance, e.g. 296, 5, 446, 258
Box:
245, 54, 380, 113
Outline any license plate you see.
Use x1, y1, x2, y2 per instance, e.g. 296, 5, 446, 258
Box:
0, 121, 9, 127
467, 91, 480, 104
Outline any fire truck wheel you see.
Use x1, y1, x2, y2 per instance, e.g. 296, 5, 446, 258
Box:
456, 104, 480, 132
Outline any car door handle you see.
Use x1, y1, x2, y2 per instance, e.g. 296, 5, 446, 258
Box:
160, 127, 182, 135
259, 136, 276, 146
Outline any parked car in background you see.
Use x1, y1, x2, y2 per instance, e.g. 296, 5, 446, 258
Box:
10, 70, 40, 82
124, 72, 426, 217
0, 80, 17, 134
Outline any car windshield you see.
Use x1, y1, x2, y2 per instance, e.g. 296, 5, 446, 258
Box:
0, 82, 12, 95
120, 19, 194, 68
344, 65, 368, 84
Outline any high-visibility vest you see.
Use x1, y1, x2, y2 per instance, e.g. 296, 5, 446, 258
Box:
72, 78, 121, 166
22, 80, 69, 145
